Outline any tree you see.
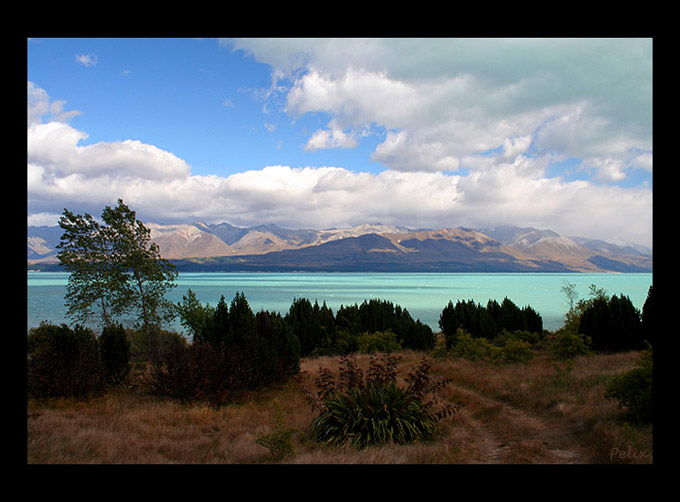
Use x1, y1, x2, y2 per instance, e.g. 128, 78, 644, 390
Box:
560, 281, 579, 329
175, 289, 215, 342
578, 293, 643, 352
57, 200, 177, 330
101, 200, 177, 328
57, 209, 129, 328
286, 297, 322, 357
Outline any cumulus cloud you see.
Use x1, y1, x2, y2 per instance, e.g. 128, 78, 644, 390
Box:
229, 38, 653, 177
27, 113, 652, 245
304, 122, 359, 151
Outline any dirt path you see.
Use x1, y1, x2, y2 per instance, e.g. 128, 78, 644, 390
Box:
449, 384, 587, 464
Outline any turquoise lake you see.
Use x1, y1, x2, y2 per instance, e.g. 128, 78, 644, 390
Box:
27, 272, 653, 335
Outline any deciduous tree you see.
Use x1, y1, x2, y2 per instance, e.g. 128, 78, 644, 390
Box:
57, 199, 177, 329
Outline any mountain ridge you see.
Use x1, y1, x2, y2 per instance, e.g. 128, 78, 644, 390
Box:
27, 221, 652, 273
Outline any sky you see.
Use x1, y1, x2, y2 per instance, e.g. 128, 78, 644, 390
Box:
27, 38, 653, 248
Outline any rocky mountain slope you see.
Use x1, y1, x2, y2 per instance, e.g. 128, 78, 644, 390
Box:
27, 221, 652, 273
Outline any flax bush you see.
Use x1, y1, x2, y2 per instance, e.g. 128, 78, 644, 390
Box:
306, 354, 456, 449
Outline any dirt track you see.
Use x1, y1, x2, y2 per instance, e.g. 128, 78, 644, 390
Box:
448, 383, 587, 463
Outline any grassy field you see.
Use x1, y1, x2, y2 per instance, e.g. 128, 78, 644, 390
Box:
26, 346, 652, 464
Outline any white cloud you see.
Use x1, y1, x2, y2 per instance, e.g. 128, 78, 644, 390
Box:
230, 38, 653, 181
28, 81, 81, 126
27, 130, 653, 245
27, 121, 191, 181
75, 53, 97, 67
304, 122, 358, 151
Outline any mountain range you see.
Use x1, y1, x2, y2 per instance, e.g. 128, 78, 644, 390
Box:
27, 221, 652, 273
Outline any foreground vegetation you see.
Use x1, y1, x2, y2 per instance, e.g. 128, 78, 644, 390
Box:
27, 345, 652, 464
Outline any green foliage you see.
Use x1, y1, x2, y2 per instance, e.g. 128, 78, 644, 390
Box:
606, 344, 653, 424
450, 331, 497, 361
255, 309, 302, 382
439, 297, 542, 348
327, 329, 360, 355
313, 381, 438, 449
174, 289, 215, 342
357, 329, 402, 354
307, 354, 455, 449
98, 323, 131, 385
56, 209, 129, 327
256, 399, 301, 461
57, 199, 177, 330
499, 337, 534, 364
494, 329, 540, 347
285, 298, 328, 357
550, 329, 593, 359
448, 329, 535, 364
27, 322, 103, 399
150, 292, 301, 405
578, 293, 643, 352
560, 283, 646, 353
285, 297, 434, 356
337, 299, 436, 351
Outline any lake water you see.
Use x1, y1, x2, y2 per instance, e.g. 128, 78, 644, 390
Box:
27, 272, 653, 335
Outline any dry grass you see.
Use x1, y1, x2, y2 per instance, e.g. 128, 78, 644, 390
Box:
26, 348, 652, 464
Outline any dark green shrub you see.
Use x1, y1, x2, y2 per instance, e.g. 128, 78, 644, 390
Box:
286, 298, 328, 357
439, 297, 542, 347
329, 329, 359, 355
27, 322, 102, 399
449, 330, 534, 364
255, 309, 301, 384
578, 294, 643, 352
550, 330, 592, 359
499, 337, 534, 364
307, 355, 455, 449
606, 344, 653, 424
149, 334, 200, 403
99, 323, 130, 385
336, 299, 436, 351
150, 293, 301, 405
494, 329, 540, 347
450, 331, 498, 361
357, 329, 402, 354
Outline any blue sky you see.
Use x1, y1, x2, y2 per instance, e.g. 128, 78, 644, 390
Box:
27, 38, 653, 247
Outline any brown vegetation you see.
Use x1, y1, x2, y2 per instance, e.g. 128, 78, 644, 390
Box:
26, 347, 652, 464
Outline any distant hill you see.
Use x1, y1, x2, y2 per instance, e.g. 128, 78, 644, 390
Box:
27, 221, 652, 273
